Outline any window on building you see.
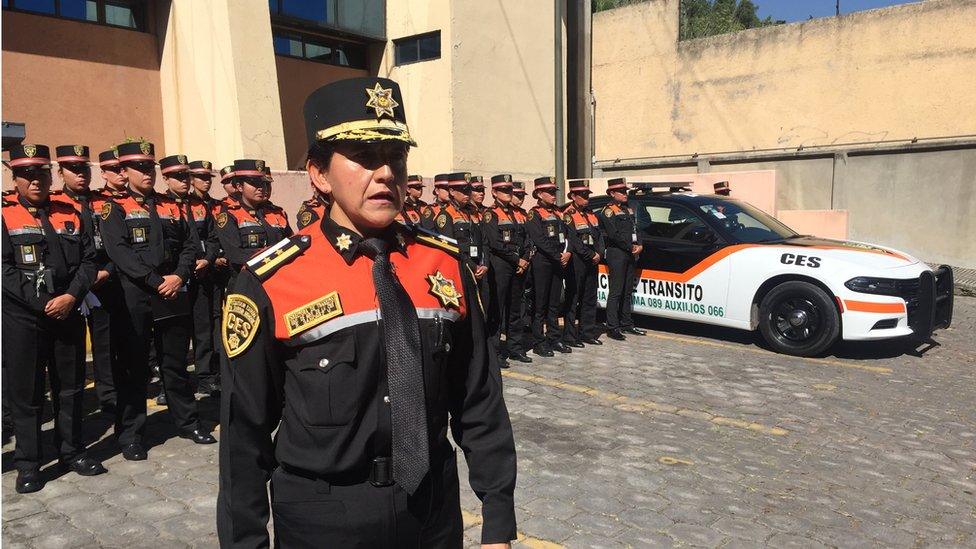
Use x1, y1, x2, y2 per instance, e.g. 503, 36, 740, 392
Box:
269, 0, 385, 39
272, 30, 368, 69
394, 31, 440, 66
3, 0, 145, 31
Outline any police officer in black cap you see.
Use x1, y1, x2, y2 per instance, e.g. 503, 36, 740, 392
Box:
525, 176, 572, 357
3, 144, 107, 492
396, 174, 427, 225
187, 160, 223, 394
100, 144, 217, 461
214, 159, 293, 279
561, 180, 605, 347
218, 76, 517, 548
484, 174, 533, 364
434, 172, 490, 283
598, 177, 646, 340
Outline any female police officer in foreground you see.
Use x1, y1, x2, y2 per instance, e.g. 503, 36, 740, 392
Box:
217, 77, 517, 548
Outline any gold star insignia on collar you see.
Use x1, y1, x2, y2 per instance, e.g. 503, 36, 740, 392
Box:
365, 83, 398, 119
427, 271, 462, 309
336, 232, 353, 252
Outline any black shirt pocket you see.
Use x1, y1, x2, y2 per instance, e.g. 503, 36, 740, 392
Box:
290, 332, 360, 427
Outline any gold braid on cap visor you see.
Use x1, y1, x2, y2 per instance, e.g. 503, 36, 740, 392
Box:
315, 119, 416, 146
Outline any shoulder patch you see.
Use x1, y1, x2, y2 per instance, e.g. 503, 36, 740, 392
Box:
222, 294, 260, 359
436, 213, 448, 229
563, 213, 573, 224
484, 210, 493, 223
216, 212, 228, 228
602, 207, 612, 217
247, 235, 312, 281
298, 210, 313, 228
100, 202, 113, 220
527, 210, 535, 220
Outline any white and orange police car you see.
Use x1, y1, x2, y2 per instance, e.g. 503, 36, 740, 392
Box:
592, 184, 954, 357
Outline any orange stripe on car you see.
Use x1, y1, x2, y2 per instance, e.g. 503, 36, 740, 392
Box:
843, 300, 906, 313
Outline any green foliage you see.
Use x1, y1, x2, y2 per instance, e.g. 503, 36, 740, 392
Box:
593, 0, 782, 40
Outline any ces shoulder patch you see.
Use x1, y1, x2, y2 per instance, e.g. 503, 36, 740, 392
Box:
100, 202, 113, 220
436, 214, 448, 229
216, 212, 229, 228
222, 294, 260, 358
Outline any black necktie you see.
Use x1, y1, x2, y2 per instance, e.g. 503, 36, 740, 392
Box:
35, 206, 68, 269
361, 237, 429, 494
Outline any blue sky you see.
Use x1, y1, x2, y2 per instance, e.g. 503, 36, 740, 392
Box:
756, 0, 921, 22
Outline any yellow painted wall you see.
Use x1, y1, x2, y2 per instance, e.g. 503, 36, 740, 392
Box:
158, 0, 287, 168
592, 0, 976, 161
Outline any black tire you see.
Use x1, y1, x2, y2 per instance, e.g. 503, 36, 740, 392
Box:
758, 281, 840, 357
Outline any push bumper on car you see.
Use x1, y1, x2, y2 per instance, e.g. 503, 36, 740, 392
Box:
909, 265, 954, 341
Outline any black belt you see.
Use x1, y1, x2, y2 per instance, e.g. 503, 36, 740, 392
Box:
279, 457, 394, 488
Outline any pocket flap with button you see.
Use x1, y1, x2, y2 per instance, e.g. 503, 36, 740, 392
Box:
292, 332, 360, 427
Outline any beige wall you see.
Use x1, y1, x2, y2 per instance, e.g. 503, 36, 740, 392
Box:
593, 0, 976, 161
276, 56, 369, 170
158, 0, 287, 168
2, 10, 165, 156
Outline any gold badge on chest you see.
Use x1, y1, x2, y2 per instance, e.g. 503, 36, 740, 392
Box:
284, 291, 344, 337
427, 271, 462, 309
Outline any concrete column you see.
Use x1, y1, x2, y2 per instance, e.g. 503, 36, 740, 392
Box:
158, 0, 286, 167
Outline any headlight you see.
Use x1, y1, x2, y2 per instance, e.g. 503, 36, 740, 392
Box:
844, 276, 901, 296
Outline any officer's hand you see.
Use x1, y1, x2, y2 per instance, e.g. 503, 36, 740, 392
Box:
215, 257, 229, 268
92, 269, 111, 289
475, 265, 489, 279
481, 544, 511, 549
591, 253, 602, 265
158, 275, 183, 298
560, 252, 571, 266
44, 294, 77, 320
517, 258, 529, 271
194, 259, 210, 277
632, 244, 642, 255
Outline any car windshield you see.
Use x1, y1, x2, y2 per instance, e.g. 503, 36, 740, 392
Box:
697, 199, 798, 243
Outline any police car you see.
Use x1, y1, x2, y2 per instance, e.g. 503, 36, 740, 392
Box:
590, 183, 954, 357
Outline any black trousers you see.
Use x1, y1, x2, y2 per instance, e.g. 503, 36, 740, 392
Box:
605, 248, 637, 331
488, 257, 515, 356
189, 276, 219, 382
562, 257, 600, 343
2, 301, 87, 472
87, 279, 125, 408
116, 280, 200, 444
531, 256, 563, 350
270, 453, 462, 548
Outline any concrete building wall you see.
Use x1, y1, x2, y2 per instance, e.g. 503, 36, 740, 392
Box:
275, 56, 369, 170
592, 0, 976, 161
1, 10, 165, 155
158, 0, 287, 168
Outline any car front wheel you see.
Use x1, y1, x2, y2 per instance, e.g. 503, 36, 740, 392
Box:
758, 281, 840, 357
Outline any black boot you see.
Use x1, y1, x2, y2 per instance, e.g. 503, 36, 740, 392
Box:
15, 469, 44, 494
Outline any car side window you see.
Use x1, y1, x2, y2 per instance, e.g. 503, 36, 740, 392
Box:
639, 202, 716, 243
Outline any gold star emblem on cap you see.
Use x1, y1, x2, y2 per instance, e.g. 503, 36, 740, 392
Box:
427, 271, 462, 309
365, 82, 398, 119
140, 141, 152, 155
73, 145, 85, 156
255, 159, 265, 171
24, 145, 36, 157
336, 232, 353, 252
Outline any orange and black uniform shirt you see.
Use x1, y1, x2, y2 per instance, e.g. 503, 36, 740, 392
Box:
597, 201, 637, 252
396, 197, 427, 225
483, 204, 531, 266
434, 202, 486, 265
524, 204, 568, 264
53, 188, 115, 276
169, 192, 220, 265
2, 192, 97, 312
99, 188, 197, 289
295, 197, 327, 230
217, 218, 516, 547
562, 204, 606, 263
215, 202, 293, 271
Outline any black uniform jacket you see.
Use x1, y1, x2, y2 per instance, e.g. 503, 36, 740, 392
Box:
597, 201, 637, 252
483, 204, 531, 267
524, 204, 568, 263
2, 193, 96, 312
99, 187, 197, 290
217, 217, 517, 547
563, 204, 606, 262
215, 202, 293, 271
169, 191, 220, 265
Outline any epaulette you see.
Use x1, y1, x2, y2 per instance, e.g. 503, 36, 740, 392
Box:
2, 197, 17, 207
246, 234, 312, 281
409, 224, 460, 256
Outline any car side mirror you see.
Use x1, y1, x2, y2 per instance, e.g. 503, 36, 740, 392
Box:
688, 226, 716, 244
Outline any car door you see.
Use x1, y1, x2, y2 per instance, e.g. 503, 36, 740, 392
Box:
630, 199, 733, 323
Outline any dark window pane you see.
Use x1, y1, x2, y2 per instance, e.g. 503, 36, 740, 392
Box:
336, 44, 366, 68
273, 34, 303, 57
395, 40, 418, 65
105, 3, 136, 27
86, 0, 97, 21
268, 0, 277, 15
281, 0, 328, 24
2, 0, 9, 9
304, 41, 332, 62
13, 0, 56, 15
418, 33, 439, 60
60, 0, 87, 19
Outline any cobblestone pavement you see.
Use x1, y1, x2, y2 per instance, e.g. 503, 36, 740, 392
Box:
4, 297, 975, 548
